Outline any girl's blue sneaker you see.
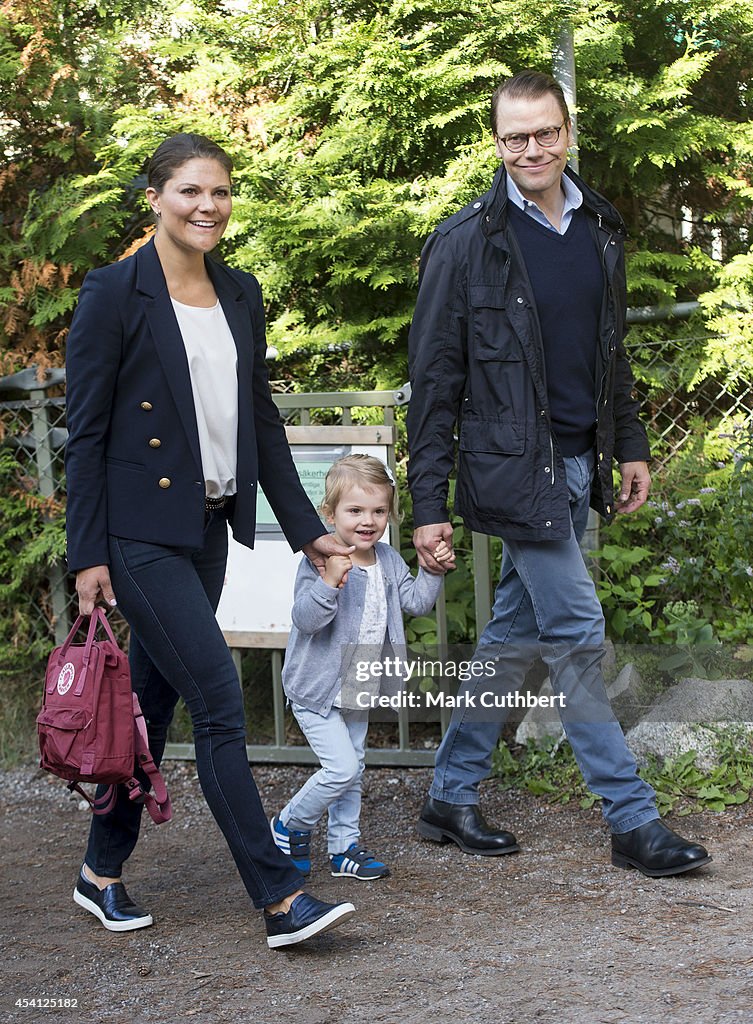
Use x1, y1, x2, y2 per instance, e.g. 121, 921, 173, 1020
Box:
271, 815, 312, 876
330, 844, 390, 880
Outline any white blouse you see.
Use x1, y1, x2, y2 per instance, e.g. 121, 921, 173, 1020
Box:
333, 561, 388, 709
356, 562, 388, 647
171, 297, 238, 498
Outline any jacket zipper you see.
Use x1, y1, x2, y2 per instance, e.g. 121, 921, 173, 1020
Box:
549, 433, 556, 486
595, 328, 613, 417
595, 220, 614, 416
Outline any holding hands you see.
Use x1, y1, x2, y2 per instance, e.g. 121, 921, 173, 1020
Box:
413, 523, 456, 573
432, 539, 454, 572
302, 534, 356, 580
324, 554, 354, 589
323, 537, 455, 590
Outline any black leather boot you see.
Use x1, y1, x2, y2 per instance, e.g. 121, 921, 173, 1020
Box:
611, 819, 711, 877
417, 796, 520, 856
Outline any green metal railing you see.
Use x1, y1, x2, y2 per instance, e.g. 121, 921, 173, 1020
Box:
3, 344, 752, 764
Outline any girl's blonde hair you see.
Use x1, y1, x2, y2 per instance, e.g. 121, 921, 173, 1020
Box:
321, 454, 398, 521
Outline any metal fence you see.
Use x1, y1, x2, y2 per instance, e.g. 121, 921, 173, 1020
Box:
632, 338, 753, 466
0, 367, 69, 646
2, 334, 751, 764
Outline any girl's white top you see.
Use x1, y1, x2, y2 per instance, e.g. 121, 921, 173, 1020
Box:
333, 561, 388, 709
357, 562, 388, 646
171, 297, 238, 498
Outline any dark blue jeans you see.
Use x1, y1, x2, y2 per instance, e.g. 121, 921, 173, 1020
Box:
84, 510, 303, 909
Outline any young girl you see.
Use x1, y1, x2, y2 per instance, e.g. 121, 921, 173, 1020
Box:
272, 454, 451, 880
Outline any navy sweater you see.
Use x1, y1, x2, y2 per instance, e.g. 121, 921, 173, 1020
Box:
507, 203, 603, 456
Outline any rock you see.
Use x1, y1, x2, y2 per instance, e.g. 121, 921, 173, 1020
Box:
606, 662, 646, 730
514, 656, 642, 746
514, 678, 564, 746
602, 638, 617, 681
625, 677, 753, 769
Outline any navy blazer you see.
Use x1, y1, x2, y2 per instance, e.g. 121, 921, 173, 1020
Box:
65, 238, 324, 572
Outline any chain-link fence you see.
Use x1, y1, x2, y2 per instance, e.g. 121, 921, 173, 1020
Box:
630, 335, 753, 467
0, 369, 70, 652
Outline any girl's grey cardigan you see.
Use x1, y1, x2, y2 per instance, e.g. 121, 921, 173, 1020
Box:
282, 542, 443, 715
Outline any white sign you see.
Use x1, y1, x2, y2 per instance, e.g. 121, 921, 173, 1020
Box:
215, 437, 391, 639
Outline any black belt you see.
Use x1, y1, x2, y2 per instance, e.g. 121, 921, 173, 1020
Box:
205, 495, 229, 512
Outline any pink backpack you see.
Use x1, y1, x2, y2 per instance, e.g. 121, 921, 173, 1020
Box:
37, 608, 171, 824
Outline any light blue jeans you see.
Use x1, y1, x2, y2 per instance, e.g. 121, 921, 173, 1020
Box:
282, 704, 369, 854
430, 451, 659, 834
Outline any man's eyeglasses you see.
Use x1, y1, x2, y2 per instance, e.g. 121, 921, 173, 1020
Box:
496, 121, 568, 153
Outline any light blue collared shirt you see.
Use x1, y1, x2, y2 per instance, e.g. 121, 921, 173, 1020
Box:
506, 172, 583, 235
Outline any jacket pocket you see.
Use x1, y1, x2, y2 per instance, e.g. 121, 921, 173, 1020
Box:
456, 417, 531, 518
469, 285, 521, 361
105, 456, 145, 472
458, 417, 524, 455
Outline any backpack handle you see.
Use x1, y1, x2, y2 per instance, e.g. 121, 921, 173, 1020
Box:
48, 608, 120, 696
59, 607, 116, 654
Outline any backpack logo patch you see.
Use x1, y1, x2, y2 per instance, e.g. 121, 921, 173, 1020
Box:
57, 662, 76, 695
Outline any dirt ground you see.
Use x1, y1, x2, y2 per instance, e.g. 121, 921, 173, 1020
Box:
2, 760, 752, 1024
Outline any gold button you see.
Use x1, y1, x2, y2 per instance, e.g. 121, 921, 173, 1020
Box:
158, 477, 171, 489
140, 401, 153, 411
149, 438, 161, 448
606, 504, 611, 513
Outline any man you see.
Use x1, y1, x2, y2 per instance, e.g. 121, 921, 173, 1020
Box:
406, 70, 710, 877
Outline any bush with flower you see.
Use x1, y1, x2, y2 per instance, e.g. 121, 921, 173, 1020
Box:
594, 423, 753, 645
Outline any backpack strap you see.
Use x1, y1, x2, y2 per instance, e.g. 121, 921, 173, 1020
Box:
124, 693, 173, 825
58, 614, 87, 659
66, 780, 118, 816
60, 690, 172, 825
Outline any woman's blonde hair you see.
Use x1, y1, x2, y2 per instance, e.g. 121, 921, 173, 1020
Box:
321, 454, 398, 521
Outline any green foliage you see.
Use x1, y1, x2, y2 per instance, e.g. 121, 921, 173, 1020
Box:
0, 0, 179, 369
440, 548, 480, 643
592, 543, 661, 640
599, 423, 753, 644
2, 0, 753, 391
639, 732, 753, 816
492, 729, 753, 815
0, 449, 66, 669
493, 736, 599, 807
698, 250, 753, 387
0, 446, 67, 765
2, 0, 753, 757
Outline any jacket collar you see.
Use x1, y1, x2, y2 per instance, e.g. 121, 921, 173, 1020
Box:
485, 164, 627, 237
135, 236, 167, 296
134, 236, 246, 299
133, 237, 254, 478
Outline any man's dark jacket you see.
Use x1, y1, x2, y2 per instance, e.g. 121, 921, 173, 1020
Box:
406, 164, 651, 542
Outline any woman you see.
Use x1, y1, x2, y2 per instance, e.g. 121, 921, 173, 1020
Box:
65, 133, 356, 948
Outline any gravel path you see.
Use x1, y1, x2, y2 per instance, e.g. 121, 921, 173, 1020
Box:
2, 761, 752, 1023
